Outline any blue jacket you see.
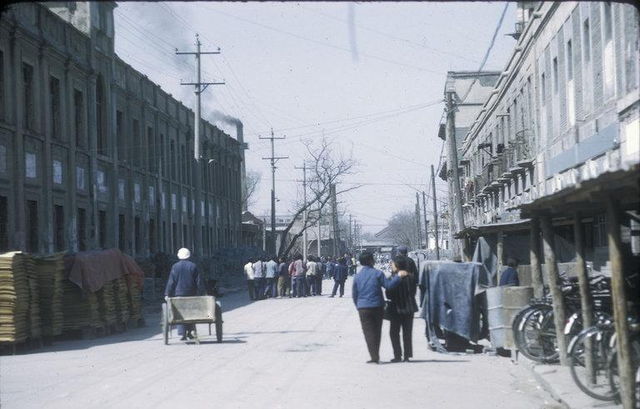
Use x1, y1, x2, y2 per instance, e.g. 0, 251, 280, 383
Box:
334, 264, 348, 281
164, 260, 206, 297
499, 266, 519, 286
352, 266, 401, 309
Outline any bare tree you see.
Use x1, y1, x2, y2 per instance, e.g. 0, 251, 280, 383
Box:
243, 170, 261, 210
377, 209, 415, 247
277, 138, 360, 257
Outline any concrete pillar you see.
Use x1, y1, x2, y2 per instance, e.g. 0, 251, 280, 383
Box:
605, 197, 636, 409
540, 215, 568, 365
529, 217, 544, 298
496, 229, 504, 285
39, 45, 53, 253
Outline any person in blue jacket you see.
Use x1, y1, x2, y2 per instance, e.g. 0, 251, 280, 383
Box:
164, 248, 206, 341
499, 257, 520, 286
352, 251, 406, 363
330, 257, 349, 297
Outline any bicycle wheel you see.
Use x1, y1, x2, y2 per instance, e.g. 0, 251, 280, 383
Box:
607, 333, 640, 402
512, 305, 538, 354
569, 325, 617, 401
518, 304, 559, 363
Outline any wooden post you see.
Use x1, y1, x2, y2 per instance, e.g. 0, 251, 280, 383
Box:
605, 197, 636, 409
530, 217, 544, 298
574, 212, 595, 383
496, 230, 504, 285
540, 215, 568, 365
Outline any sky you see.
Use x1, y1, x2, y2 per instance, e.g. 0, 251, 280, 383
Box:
113, 1, 518, 235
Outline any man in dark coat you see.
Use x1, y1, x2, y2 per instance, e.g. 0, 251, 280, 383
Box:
499, 257, 520, 286
164, 248, 206, 341
397, 246, 419, 288
330, 257, 349, 297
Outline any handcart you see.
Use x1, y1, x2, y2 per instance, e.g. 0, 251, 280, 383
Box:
162, 296, 223, 345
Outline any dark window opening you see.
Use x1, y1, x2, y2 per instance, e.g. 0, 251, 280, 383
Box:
149, 218, 156, 254
77, 207, 86, 251
162, 221, 167, 252
54, 205, 64, 252
583, 19, 591, 62
74, 90, 84, 148
0, 51, 5, 120
148, 127, 155, 173
96, 77, 106, 155
27, 200, 38, 253
183, 224, 188, 247
170, 141, 176, 180
23, 63, 34, 130
50, 77, 61, 141
134, 216, 141, 254
0, 196, 8, 252
133, 119, 141, 168
172, 222, 177, 250
118, 214, 126, 251
116, 110, 125, 162
98, 210, 107, 248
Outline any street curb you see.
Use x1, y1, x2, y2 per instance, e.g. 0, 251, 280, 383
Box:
528, 362, 570, 409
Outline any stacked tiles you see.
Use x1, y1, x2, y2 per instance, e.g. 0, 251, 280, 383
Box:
96, 282, 117, 326
0, 252, 30, 343
127, 282, 142, 322
61, 280, 101, 330
113, 277, 130, 324
24, 254, 41, 340
33, 253, 65, 336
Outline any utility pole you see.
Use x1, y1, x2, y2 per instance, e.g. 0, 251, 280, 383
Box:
317, 206, 322, 257
262, 217, 266, 252
415, 192, 423, 250
260, 129, 287, 255
349, 214, 353, 251
295, 160, 309, 260
422, 191, 429, 252
330, 183, 339, 256
445, 91, 466, 259
431, 165, 440, 260
177, 34, 224, 257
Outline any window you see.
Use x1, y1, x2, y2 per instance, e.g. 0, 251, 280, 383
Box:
149, 219, 156, 254
148, 127, 155, 173
116, 110, 125, 161
162, 221, 167, 252
170, 140, 176, 180
134, 216, 141, 254
0, 196, 8, 252
541, 73, 547, 101
133, 119, 141, 167
26, 200, 38, 253
593, 212, 607, 247
74, 90, 84, 148
552, 57, 559, 94
77, 207, 86, 251
183, 224, 188, 247
50, 77, 61, 141
566, 40, 574, 81
583, 19, 591, 62
23, 63, 34, 130
172, 223, 177, 249
96, 77, 106, 156
118, 213, 126, 251
181, 144, 187, 184
54, 205, 64, 252
98, 210, 106, 248
0, 51, 4, 120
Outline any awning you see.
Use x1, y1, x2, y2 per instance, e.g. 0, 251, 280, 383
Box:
454, 218, 531, 238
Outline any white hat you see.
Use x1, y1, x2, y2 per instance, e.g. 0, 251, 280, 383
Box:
177, 248, 191, 260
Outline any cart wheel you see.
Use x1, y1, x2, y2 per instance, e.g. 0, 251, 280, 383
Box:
162, 302, 169, 345
215, 304, 223, 343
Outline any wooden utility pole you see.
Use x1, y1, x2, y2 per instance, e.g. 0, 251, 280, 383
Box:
445, 91, 466, 259
415, 192, 423, 249
260, 130, 287, 255
540, 215, 568, 365
330, 183, 339, 256
177, 34, 224, 256
430, 165, 440, 260
295, 160, 309, 260
606, 197, 635, 409
422, 191, 429, 251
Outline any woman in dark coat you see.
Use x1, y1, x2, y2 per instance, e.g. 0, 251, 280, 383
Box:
386, 254, 418, 362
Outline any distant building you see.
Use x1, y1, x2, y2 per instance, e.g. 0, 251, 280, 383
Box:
0, 2, 244, 263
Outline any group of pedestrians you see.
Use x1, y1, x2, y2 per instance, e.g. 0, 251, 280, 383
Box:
243, 253, 356, 300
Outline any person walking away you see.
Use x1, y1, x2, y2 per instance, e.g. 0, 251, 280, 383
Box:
326, 256, 335, 280
288, 258, 297, 298
345, 254, 354, 276
316, 257, 325, 295
277, 257, 290, 298
164, 248, 206, 341
264, 255, 279, 299
499, 257, 520, 286
244, 258, 255, 301
350, 254, 357, 276
253, 257, 266, 300
330, 257, 348, 297
352, 251, 405, 363
386, 255, 419, 362
397, 246, 419, 290
292, 254, 307, 297
305, 256, 318, 296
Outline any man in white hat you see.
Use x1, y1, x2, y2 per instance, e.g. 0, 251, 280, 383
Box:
164, 248, 205, 341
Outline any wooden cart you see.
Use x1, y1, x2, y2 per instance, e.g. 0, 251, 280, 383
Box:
162, 296, 223, 345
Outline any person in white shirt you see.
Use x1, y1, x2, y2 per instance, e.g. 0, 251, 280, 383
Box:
244, 259, 256, 301
306, 256, 319, 296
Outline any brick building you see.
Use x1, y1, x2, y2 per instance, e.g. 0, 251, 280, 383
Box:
0, 2, 244, 261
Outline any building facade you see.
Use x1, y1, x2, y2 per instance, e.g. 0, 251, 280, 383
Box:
0, 2, 243, 261
446, 1, 639, 269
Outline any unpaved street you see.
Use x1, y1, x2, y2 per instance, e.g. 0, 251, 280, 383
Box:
0, 279, 558, 409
